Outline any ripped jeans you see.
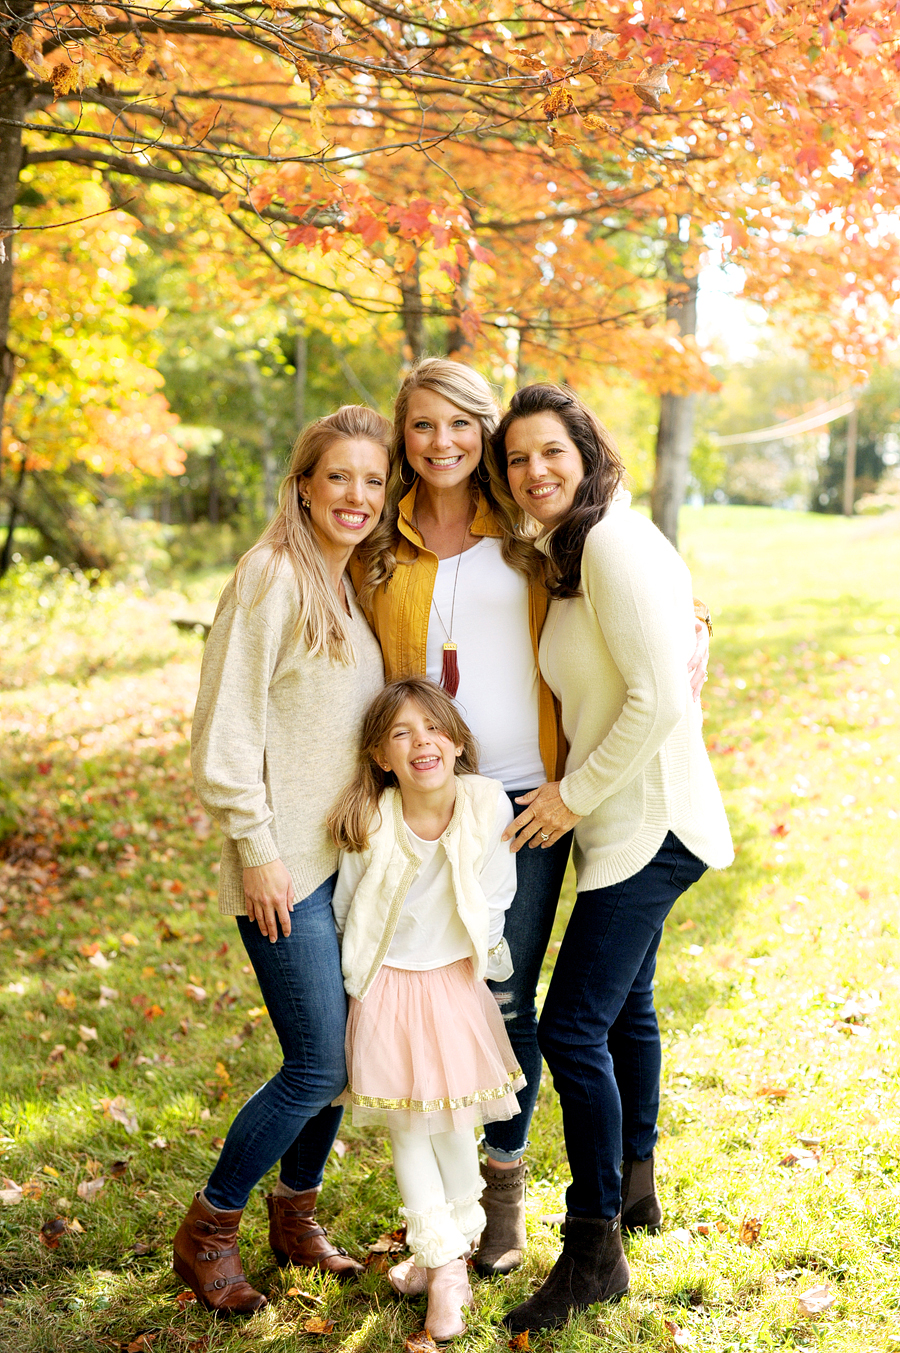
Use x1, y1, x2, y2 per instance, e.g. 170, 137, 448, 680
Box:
483, 790, 572, 1162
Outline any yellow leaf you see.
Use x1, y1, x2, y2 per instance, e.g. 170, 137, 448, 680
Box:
12, 33, 45, 73
51, 63, 80, 97
541, 85, 574, 120
220, 192, 240, 213
188, 103, 222, 144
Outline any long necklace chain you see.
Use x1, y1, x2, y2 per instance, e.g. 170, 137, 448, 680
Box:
414, 499, 474, 698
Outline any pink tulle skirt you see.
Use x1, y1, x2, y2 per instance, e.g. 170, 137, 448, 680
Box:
343, 958, 525, 1135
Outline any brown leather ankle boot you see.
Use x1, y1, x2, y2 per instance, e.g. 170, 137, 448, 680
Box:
266, 1188, 363, 1280
172, 1192, 267, 1314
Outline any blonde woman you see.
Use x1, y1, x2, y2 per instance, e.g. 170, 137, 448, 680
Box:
352, 359, 710, 1277
173, 406, 393, 1313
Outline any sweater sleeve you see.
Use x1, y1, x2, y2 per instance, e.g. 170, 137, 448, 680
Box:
559, 515, 691, 817
190, 568, 292, 867
480, 790, 517, 949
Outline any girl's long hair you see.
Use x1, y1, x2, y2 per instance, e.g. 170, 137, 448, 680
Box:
488, 384, 626, 600
389, 358, 542, 582
328, 677, 480, 852
235, 405, 394, 662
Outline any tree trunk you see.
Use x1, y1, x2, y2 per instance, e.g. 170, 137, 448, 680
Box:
0, 450, 26, 576
0, 5, 33, 484
446, 260, 473, 360
399, 253, 425, 362
651, 248, 699, 550
842, 403, 858, 516
243, 357, 277, 519
294, 324, 307, 432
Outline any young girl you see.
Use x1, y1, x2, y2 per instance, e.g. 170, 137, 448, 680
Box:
327, 677, 524, 1341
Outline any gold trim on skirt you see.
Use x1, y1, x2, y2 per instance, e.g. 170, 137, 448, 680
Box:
347, 1068, 525, 1116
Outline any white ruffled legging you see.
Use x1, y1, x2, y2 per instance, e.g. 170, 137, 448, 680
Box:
390, 1127, 486, 1269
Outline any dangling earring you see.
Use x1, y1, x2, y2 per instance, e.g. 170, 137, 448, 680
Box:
399, 460, 416, 487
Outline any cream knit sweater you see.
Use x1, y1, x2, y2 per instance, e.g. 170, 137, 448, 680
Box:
191, 547, 384, 915
539, 495, 733, 892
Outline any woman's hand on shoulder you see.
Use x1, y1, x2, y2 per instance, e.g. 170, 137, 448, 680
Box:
501, 783, 581, 853
242, 859, 295, 942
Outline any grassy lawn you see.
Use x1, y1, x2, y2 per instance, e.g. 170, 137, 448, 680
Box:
0, 506, 898, 1352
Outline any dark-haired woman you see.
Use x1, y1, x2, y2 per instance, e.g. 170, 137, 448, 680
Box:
487, 385, 733, 1333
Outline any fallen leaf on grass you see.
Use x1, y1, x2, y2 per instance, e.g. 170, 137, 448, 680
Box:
779, 1146, 819, 1169
331, 1138, 348, 1158
739, 1217, 762, 1246
186, 1339, 209, 1352
133, 1241, 153, 1255
77, 1177, 105, 1201
126, 1336, 155, 1352
406, 1334, 440, 1352
797, 1283, 836, 1317
209, 1137, 225, 1151
108, 1160, 129, 1177
286, 1286, 323, 1301
756, 1083, 790, 1098
367, 1227, 406, 1254
89, 951, 112, 971
48, 1044, 67, 1063
20, 1180, 44, 1200
148, 1136, 168, 1150
665, 1321, 695, 1348
95, 1096, 138, 1134
0, 1179, 23, 1206
508, 1334, 530, 1351
40, 1216, 77, 1248
668, 1227, 693, 1244
79, 1025, 98, 1041
303, 1317, 335, 1333
174, 1290, 197, 1308
143, 1004, 164, 1020
694, 1220, 728, 1235
185, 984, 207, 1002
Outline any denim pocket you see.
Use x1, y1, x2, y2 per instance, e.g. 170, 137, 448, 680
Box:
667, 834, 707, 893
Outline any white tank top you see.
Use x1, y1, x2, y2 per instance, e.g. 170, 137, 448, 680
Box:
425, 536, 545, 791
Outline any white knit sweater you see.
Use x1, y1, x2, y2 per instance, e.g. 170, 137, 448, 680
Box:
539, 496, 733, 891
191, 547, 385, 914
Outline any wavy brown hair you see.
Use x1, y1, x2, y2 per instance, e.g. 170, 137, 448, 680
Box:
236, 405, 394, 662
488, 383, 626, 600
389, 358, 542, 582
327, 677, 480, 852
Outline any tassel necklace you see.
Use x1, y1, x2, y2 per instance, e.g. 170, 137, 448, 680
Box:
416, 501, 474, 699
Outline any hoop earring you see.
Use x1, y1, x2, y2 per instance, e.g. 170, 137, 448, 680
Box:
476, 458, 491, 484
399, 460, 416, 487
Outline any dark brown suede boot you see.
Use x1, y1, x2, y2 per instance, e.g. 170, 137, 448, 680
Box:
172, 1192, 267, 1314
266, 1188, 363, 1280
502, 1214, 629, 1333
620, 1154, 662, 1234
472, 1160, 527, 1276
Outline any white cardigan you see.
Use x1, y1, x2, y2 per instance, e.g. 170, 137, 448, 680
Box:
539, 495, 734, 891
333, 776, 515, 1001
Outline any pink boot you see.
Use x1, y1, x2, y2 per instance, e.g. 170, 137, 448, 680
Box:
425, 1258, 472, 1341
389, 1254, 427, 1296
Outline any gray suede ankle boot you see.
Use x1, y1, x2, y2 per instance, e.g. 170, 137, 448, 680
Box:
472, 1160, 527, 1275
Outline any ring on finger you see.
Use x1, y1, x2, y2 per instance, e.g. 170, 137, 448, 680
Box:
539, 830, 550, 841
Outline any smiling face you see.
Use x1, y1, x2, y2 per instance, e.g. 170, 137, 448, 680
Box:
503, 411, 586, 528
298, 437, 389, 570
403, 388, 484, 492
375, 698, 463, 801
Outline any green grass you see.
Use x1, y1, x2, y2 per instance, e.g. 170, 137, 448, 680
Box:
1, 506, 899, 1352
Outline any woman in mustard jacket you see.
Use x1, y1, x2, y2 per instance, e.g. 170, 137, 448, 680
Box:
351, 358, 568, 1276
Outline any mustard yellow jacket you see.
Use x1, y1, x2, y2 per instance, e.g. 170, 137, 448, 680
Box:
350, 484, 565, 782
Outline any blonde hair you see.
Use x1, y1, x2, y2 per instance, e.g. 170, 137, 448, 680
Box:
236, 405, 394, 663
389, 358, 541, 582
327, 677, 480, 852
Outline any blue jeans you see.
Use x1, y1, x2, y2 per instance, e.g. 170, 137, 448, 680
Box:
483, 791, 572, 1162
205, 874, 348, 1212
537, 833, 707, 1218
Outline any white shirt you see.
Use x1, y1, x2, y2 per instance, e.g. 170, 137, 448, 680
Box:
425, 536, 545, 791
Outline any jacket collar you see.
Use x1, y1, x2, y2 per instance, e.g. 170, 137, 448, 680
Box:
396, 482, 500, 550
